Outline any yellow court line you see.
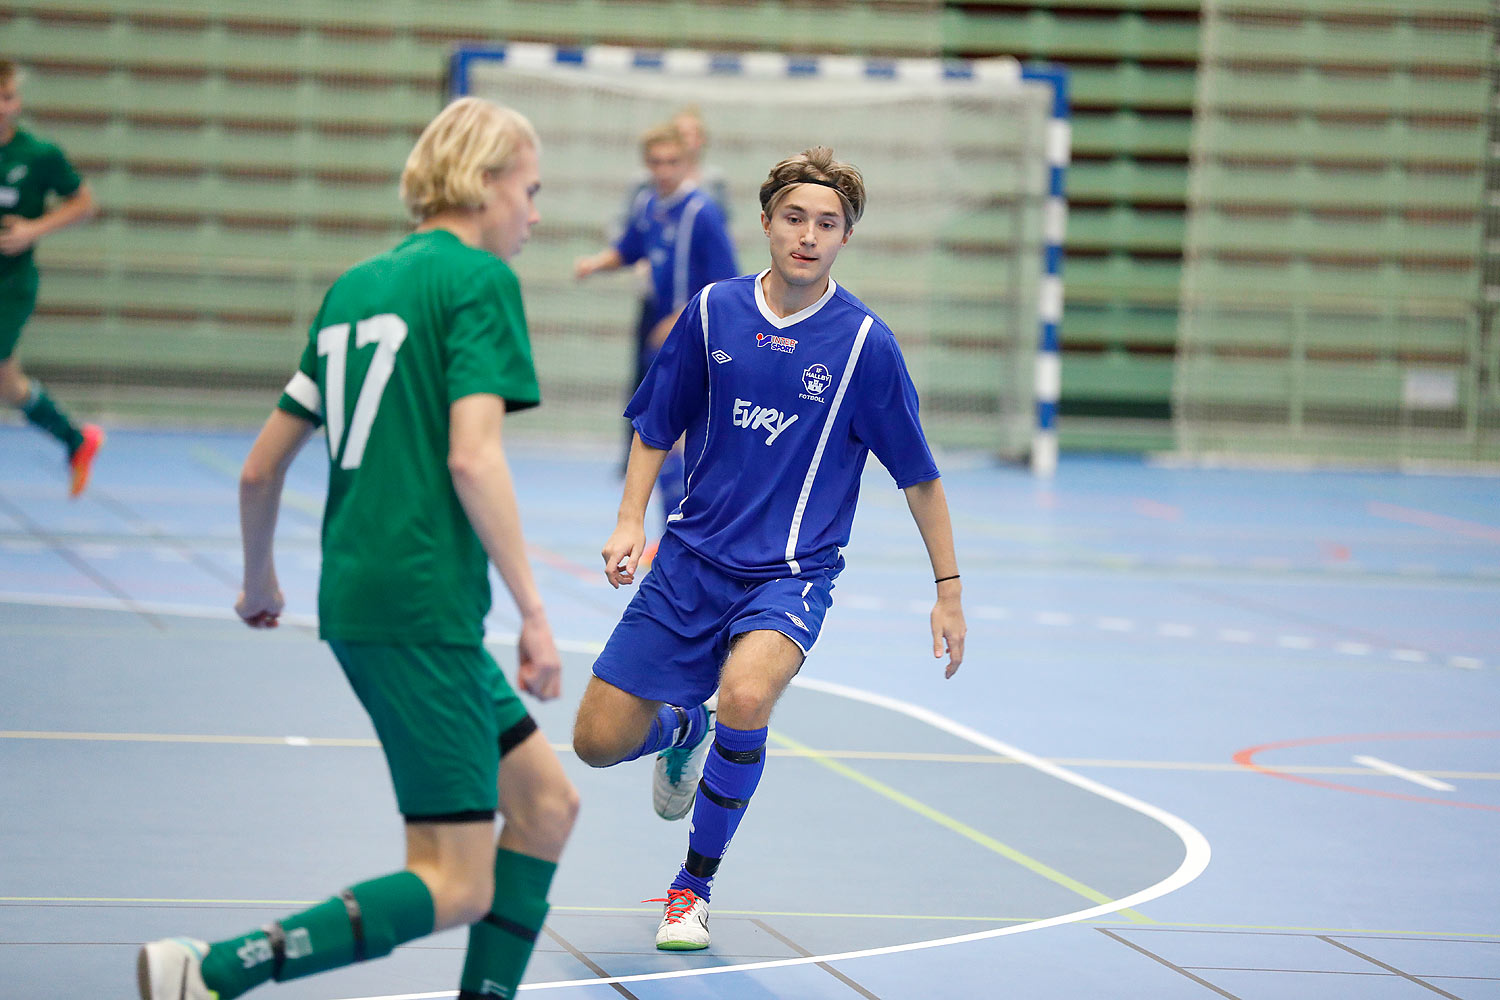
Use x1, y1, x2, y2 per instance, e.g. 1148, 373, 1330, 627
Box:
0, 897, 1095, 930
0, 731, 378, 748
766, 729, 1154, 924
192, 446, 322, 516
2, 896, 321, 906
1097, 919, 1500, 940
12, 731, 1491, 780
8, 897, 1495, 941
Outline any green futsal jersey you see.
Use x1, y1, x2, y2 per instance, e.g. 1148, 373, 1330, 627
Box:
277, 228, 540, 645
0, 127, 84, 278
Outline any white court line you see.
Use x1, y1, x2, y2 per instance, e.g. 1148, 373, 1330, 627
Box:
1353, 755, 1456, 792
2, 591, 1483, 672
0, 590, 1215, 999
824, 594, 1482, 669
0, 592, 606, 656
329, 677, 1213, 999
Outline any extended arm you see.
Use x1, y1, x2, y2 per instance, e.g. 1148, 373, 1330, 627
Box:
601, 432, 670, 588
903, 477, 966, 677
449, 393, 561, 700
0, 184, 97, 256
574, 247, 624, 279
238, 408, 317, 628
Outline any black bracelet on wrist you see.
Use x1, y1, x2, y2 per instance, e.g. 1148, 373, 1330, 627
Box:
935, 574, 960, 584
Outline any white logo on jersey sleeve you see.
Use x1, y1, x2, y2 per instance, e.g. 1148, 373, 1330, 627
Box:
732, 397, 799, 446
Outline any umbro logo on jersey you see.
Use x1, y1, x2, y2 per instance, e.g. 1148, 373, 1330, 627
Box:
712, 350, 733, 363
785, 612, 809, 631
5, 165, 25, 184
756, 332, 797, 353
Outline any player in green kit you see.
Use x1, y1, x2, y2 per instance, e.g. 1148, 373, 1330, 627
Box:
0, 59, 104, 496
137, 97, 579, 1000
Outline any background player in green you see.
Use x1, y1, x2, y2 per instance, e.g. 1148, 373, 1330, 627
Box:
137, 97, 579, 1000
0, 59, 104, 496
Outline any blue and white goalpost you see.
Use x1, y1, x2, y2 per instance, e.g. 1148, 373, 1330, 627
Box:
451, 44, 1068, 474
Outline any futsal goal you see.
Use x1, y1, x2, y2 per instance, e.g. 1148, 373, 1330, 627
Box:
451, 44, 1067, 473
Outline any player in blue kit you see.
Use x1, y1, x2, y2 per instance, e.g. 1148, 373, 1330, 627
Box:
571, 146, 966, 950
576, 121, 738, 526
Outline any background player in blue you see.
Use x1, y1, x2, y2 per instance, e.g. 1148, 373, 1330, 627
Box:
598, 107, 730, 478
571, 146, 967, 951
575, 121, 738, 529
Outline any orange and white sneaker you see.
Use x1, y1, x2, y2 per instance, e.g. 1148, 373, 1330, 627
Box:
68, 423, 105, 497
650, 887, 710, 950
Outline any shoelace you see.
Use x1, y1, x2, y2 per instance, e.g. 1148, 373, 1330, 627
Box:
660, 744, 691, 784
659, 708, 711, 784
644, 888, 699, 924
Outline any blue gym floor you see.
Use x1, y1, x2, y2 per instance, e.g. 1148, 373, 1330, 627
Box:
2, 423, 1497, 998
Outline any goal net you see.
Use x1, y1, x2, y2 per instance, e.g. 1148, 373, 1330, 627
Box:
452, 44, 1057, 460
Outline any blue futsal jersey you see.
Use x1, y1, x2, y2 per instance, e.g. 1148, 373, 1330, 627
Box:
627, 271, 939, 579
616, 184, 737, 331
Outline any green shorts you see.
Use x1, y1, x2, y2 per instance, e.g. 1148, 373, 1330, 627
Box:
329, 640, 534, 821
0, 265, 39, 361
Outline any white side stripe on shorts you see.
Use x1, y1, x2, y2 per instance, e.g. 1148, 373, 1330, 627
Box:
283, 371, 323, 419
784, 315, 873, 574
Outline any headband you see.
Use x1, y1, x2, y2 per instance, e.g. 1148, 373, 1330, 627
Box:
791, 178, 845, 195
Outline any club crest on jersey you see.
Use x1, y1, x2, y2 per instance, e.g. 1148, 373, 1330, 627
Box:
733, 397, 799, 446
756, 331, 797, 353
800, 364, 831, 402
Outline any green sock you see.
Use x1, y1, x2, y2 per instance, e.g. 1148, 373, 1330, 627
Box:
200, 870, 435, 999
458, 849, 557, 999
20, 380, 83, 454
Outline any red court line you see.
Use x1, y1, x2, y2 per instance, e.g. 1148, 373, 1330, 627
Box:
526, 542, 603, 584
1367, 502, 1500, 544
1133, 499, 1181, 521
1233, 731, 1500, 811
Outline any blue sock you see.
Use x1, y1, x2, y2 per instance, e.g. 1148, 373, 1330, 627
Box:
670, 722, 767, 901
622, 703, 708, 763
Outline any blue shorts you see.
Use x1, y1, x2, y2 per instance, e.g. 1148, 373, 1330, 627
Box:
591, 532, 837, 705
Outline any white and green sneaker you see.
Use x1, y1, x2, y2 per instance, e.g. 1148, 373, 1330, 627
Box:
138, 936, 217, 1000
651, 887, 711, 950
652, 702, 714, 821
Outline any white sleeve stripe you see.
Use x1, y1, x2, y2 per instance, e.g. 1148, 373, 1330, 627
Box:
283, 370, 323, 418
674, 196, 706, 309
785, 314, 874, 573
681, 283, 717, 501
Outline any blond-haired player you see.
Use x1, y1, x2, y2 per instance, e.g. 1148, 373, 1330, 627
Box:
138, 97, 578, 1000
